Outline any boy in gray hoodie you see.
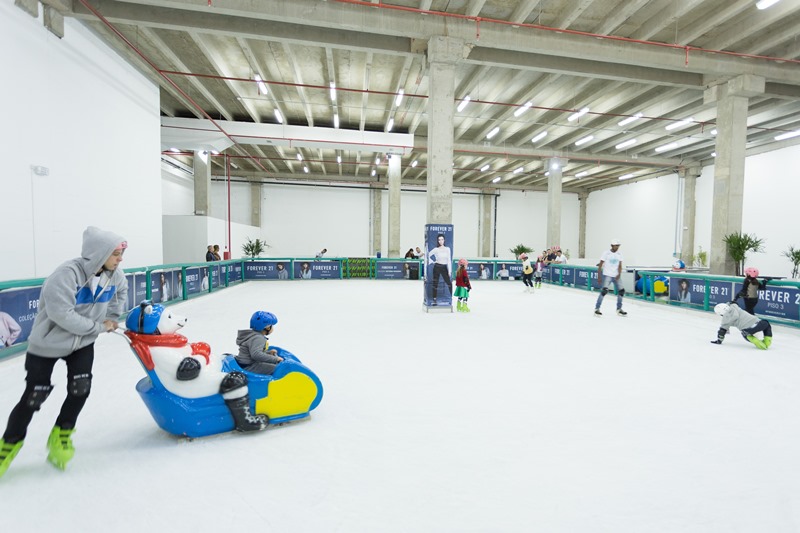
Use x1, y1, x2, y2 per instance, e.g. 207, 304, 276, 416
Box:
0, 226, 129, 477
235, 311, 283, 375
710, 301, 773, 350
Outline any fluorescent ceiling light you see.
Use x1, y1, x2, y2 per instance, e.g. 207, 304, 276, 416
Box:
618, 112, 643, 127
337, 155, 342, 164
480, 164, 490, 172
303, 166, 309, 173
395, 90, 404, 106
486, 126, 500, 139
513, 101, 533, 117
371, 169, 376, 176
575, 171, 588, 178
531, 131, 548, 143
329, 82, 336, 102
550, 161, 560, 170
492, 177, 501, 183
568, 107, 589, 122
575, 135, 594, 146
665, 117, 694, 131
615, 139, 637, 149
386, 118, 394, 132
375, 157, 381, 165
711, 129, 718, 135
457, 95, 471, 112
254, 74, 268, 95
513, 167, 523, 174
711, 152, 716, 157
655, 142, 679, 152
334, 114, 339, 128
544, 171, 550, 177
211, 150, 220, 155
757, 0, 781, 9
169, 147, 180, 153
411, 160, 418, 168
775, 130, 800, 141
296, 153, 303, 161
274, 109, 283, 124
619, 173, 634, 180
230, 162, 238, 169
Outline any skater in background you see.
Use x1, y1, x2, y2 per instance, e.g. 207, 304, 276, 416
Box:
404, 248, 416, 259
734, 267, 768, 315
315, 248, 327, 260
520, 253, 534, 293
0, 227, 129, 477
534, 256, 545, 289
454, 259, 472, 312
414, 247, 424, 259
235, 311, 284, 375
710, 302, 773, 350
594, 239, 627, 317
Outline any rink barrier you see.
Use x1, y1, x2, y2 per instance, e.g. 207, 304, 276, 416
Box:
3, 259, 798, 361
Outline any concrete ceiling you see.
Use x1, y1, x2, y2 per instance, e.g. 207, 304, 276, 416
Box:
39, 0, 800, 193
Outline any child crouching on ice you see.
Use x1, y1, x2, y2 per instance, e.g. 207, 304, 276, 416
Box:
710, 302, 773, 350
454, 259, 472, 313
235, 311, 284, 374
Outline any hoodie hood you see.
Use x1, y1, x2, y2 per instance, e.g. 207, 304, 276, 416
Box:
81, 226, 126, 276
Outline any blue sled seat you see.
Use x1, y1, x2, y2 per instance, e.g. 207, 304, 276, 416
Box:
135, 346, 323, 438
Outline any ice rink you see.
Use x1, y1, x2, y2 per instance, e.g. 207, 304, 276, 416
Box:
1, 279, 800, 532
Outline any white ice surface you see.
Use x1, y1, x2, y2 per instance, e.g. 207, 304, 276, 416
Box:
1, 280, 800, 532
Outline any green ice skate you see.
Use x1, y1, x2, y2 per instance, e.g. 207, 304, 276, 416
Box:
764, 336, 773, 349
47, 426, 75, 470
746, 335, 767, 350
0, 439, 24, 478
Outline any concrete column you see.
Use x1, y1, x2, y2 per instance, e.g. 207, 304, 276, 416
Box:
370, 184, 383, 255
479, 189, 495, 257
193, 151, 211, 216
705, 75, 764, 275
546, 157, 567, 247
250, 183, 262, 227
426, 36, 464, 224
679, 166, 701, 266
387, 155, 401, 257
578, 192, 588, 259
15, 0, 38, 17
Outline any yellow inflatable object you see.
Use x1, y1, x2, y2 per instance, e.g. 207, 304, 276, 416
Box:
255, 372, 319, 419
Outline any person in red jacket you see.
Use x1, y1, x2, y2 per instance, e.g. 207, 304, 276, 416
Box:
454, 258, 472, 313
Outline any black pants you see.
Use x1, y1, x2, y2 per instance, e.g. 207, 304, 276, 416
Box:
430, 264, 451, 300
3, 344, 95, 443
741, 297, 758, 315
523, 272, 533, 287
742, 319, 772, 338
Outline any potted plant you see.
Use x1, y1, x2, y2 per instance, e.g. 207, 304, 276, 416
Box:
782, 246, 800, 278
510, 244, 533, 258
693, 246, 707, 268
722, 232, 764, 276
242, 237, 268, 258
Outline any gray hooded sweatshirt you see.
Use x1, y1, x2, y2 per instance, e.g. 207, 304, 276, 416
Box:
235, 329, 282, 373
719, 302, 760, 334
27, 226, 129, 358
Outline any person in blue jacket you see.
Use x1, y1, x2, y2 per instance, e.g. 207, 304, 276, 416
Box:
0, 227, 129, 476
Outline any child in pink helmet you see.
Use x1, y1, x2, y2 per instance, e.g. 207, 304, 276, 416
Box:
454, 259, 472, 312
734, 267, 768, 315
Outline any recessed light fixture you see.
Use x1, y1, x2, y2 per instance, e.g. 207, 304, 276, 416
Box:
618, 112, 643, 127
513, 101, 533, 117
615, 139, 637, 150
655, 142, 679, 152
531, 131, 548, 143
457, 95, 471, 112
665, 117, 694, 131
568, 107, 589, 122
486, 126, 500, 139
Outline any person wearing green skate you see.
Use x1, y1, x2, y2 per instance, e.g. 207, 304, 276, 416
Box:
0, 227, 128, 477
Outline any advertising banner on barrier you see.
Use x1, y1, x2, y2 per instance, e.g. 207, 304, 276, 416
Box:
184, 268, 204, 295
133, 273, 149, 306
210, 265, 221, 288
424, 224, 454, 307
376, 261, 419, 280
557, 267, 576, 286
707, 280, 734, 306
244, 261, 292, 280
669, 277, 704, 305
734, 283, 800, 321
576, 268, 599, 288
295, 260, 340, 279
229, 263, 243, 284
0, 287, 41, 351
475, 262, 493, 280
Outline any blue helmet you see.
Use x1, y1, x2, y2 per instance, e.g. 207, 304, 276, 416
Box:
250, 311, 278, 331
126, 301, 164, 334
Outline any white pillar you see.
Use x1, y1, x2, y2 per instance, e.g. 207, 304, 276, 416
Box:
387, 155, 401, 257
546, 157, 567, 247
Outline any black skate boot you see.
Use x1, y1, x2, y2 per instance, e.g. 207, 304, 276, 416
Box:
220, 371, 268, 432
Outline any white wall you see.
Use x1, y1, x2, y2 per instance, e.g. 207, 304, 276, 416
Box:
162, 215, 260, 263
1, 4, 162, 279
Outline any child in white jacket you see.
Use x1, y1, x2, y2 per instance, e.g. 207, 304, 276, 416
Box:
710, 302, 773, 350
